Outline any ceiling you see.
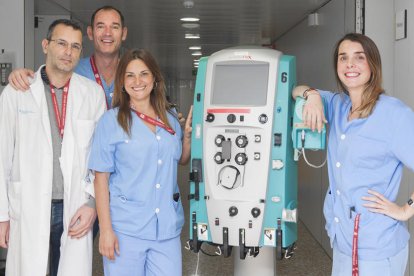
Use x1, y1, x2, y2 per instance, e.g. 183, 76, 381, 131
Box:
53, 0, 331, 80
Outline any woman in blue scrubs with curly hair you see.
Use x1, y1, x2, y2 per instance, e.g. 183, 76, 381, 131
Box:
293, 33, 414, 276
88, 48, 192, 276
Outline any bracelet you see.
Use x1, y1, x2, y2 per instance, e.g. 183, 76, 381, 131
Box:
302, 87, 318, 100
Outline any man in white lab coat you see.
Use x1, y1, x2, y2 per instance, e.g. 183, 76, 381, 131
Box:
0, 19, 106, 276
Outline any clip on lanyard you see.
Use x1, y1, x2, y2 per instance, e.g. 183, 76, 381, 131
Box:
50, 79, 70, 138
90, 55, 109, 109
131, 108, 175, 135
352, 213, 361, 276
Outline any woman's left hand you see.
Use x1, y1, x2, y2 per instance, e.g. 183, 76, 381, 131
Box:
179, 106, 193, 165
183, 105, 193, 140
362, 189, 410, 221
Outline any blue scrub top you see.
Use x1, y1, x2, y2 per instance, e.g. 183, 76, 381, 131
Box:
88, 108, 184, 240
75, 57, 114, 107
319, 90, 414, 260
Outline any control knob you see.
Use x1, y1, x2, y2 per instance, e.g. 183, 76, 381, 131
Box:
227, 114, 236, 123
235, 153, 248, 165
215, 135, 225, 147
258, 114, 268, 124
206, 113, 215, 122
236, 135, 248, 148
251, 207, 261, 218
214, 152, 224, 164
229, 206, 238, 217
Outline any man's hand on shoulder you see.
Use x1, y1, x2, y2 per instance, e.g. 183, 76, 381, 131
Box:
8, 68, 35, 91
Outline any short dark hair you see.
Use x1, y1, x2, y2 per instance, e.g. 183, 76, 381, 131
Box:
46, 19, 82, 40
90, 6, 125, 27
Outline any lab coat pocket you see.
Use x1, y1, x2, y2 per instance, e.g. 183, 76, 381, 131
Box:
8, 181, 21, 221
74, 119, 96, 148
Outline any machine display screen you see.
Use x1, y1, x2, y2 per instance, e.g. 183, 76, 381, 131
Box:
211, 62, 269, 106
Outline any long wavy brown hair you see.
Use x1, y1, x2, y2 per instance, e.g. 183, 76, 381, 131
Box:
112, 49, 172, 135
333, 33, 384, 118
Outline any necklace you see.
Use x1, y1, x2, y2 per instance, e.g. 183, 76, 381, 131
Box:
350, 107, 359, 114
348, 106, 361, 120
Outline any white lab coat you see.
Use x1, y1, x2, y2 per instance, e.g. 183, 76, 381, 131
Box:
0, 66, 106, 276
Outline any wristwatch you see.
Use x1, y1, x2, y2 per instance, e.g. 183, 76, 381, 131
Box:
408, 198, 414, 206
302, 87, 318, 100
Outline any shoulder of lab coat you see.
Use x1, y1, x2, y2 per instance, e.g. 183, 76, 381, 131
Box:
29, 66, 107, 118
71, 72, 107, 115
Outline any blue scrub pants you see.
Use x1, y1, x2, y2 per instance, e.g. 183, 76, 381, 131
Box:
103, 232, 182, 276
332, 243, 408, 276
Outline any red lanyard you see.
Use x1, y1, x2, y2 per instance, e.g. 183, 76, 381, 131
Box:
352, 214, 361, 276
131, 108, 175, 135
50, 80, 70, 138
90, 55, 109, 109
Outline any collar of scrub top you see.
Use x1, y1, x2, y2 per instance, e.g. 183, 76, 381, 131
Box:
41, 66, 68, 89
130, 105, 176, 135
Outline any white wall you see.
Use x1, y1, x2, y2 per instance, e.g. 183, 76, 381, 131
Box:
0, 0, 25, 68
364, 0, 395, 96
275, 0, 355, 256
393, 1, 414, 275
25, 0, 35, 69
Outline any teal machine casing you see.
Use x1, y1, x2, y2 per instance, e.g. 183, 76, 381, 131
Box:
188, 47, 297, 259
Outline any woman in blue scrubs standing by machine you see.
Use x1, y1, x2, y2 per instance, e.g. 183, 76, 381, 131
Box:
89, 48, 192, 276
293, 33, 414, 275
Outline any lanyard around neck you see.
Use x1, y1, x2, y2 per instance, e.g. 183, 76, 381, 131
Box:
131, 108, 175, 135
90, 55, 109, 109
49, 79, 70, 138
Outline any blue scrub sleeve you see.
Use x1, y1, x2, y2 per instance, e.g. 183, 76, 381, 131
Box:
88, 111, 116, 172
318, 89, 340, 124
390, 105, 414, 171
167, 109, 183, 140
174, 116, 183, 141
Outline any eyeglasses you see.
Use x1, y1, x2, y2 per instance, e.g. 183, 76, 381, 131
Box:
49, 39, 82, 52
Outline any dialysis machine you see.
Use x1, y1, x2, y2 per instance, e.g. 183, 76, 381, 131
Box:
187, 46, 326, 274
188, 46, 297, 260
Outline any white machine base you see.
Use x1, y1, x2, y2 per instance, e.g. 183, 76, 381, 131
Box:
233, 247, 275, 276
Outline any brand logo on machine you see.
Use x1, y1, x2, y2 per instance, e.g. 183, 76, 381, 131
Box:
231, 52, 253, 60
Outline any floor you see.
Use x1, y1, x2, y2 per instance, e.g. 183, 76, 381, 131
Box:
92, 219, 332, 276
92, 166, 332, 276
